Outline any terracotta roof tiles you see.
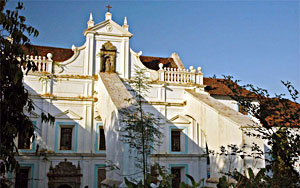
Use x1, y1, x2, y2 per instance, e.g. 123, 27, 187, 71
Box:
203, 77, 253, 97
22, 45, 74, 62
139, 56, 177, 70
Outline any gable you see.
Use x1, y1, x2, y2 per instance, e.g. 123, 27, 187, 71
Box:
84, 20, 132, 37
168, 115, 191, 124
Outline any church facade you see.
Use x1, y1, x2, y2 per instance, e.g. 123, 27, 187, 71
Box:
14, 10, 265, 188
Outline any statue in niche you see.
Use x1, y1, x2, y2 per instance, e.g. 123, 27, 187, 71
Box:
99, 41, 117, 73
105, 56, 112, 72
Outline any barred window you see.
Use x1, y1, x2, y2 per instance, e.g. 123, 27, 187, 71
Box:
60, 127, 72, 150
171, 130, 181, 152
171, 167, 181, 188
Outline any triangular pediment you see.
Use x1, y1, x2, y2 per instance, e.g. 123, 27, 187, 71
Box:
168, 115, 191, 124
55, 110, 83, 120
84, 19, 132, 37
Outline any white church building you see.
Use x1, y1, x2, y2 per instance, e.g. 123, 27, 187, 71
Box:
14, 10, 265, 188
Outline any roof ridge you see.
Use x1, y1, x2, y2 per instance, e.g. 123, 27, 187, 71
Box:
140, 55, 173, 59
31, 44, 72, 51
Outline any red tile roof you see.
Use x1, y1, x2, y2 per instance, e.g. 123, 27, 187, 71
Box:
203, 78, 253, 97
203, 78, 300, 127
139, 56, 177, 70
261, 98, 300, 127
22, 45, 74, 62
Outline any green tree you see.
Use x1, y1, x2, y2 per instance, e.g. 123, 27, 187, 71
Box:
0, 1, 41, 186
217, 78, 300, 187
120, 67, 163, 187
124, 164, 174, 188
180, 174, 205, 188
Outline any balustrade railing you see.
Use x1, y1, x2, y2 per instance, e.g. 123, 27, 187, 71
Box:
158, 63, 203, 85
24, 53, 53, 73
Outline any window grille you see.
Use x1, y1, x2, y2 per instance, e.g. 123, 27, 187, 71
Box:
60, 127, 72, 150
171, 130, 181, 152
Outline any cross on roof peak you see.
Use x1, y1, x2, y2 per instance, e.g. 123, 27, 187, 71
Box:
106, 5, 112, 12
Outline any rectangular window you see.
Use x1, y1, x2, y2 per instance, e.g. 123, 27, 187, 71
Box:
171, 130, 181, 152
99, 127, 106, 151
171, 167, 181, 188
55, 122, 78, 153
169, 126, 188, 154
15, 167, 30, 188
18, 132, 31, 150
60, 127, 72, 150
97, 168, 106, 188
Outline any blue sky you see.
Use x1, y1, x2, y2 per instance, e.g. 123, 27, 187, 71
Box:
7, 0, 300, 99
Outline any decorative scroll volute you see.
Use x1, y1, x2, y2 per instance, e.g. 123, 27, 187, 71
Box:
99, 41, 117, 73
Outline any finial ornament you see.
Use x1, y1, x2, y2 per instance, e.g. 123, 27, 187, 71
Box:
122, 16, 129, 30
197, 67, 202, 73
106, 5, 112, 12
159, 63, 163, 70
89, 12, 93, 21
87, 12, 94, 28
124, 16, 127, 25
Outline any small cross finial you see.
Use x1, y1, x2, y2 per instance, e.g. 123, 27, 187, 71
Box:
106, 5, 112, 12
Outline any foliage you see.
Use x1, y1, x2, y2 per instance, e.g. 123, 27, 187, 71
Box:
180, 174, 204, 188
120, 67, 163, 186
216, 176, 230, 188
124, 164, 173, 188
231, 168, 268, 188
217, 77, 300, 187
155, 164, 173, 188
124, 176, 146, 188
124, 164, 207, 188
1, 0, 37, 180
216, 168, 269, 188
0, 1, 52, 186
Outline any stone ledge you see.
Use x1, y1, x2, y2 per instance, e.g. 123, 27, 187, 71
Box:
151, 153, 207, 158
16, 152, 106, 157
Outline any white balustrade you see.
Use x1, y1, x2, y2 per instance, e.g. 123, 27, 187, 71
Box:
158, 63, 203, 85
25, 53, 53, 73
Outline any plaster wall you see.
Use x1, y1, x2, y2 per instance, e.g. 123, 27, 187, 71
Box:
58, 47, 86, 75
211, 95, 238, 111
185, 92, 248, 178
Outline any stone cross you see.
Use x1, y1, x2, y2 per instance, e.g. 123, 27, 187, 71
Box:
106, 5, 112, 12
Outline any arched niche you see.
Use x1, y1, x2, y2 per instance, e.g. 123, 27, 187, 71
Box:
99, 41, 117, 73
47, 159, 82, 188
